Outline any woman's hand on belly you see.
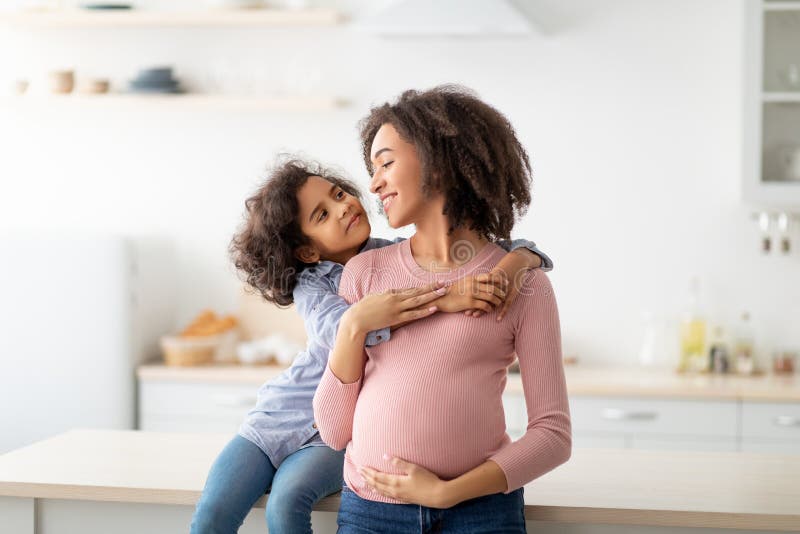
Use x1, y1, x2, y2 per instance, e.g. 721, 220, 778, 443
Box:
359, 455, 510, 509
358, 456, 449, 508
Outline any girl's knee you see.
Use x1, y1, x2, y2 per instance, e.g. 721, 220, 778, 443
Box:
191, 496, 243, 534
265, 486, 314, 531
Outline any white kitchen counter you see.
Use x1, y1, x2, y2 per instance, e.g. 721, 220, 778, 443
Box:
0, 429, 798, 533
138, 362, 800, 402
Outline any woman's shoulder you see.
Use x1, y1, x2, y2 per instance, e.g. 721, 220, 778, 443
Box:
509, 269, 556, 312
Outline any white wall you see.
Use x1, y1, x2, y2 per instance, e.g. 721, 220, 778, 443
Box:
1, 0, 798, 367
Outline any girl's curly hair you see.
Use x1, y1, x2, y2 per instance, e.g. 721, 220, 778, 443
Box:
229, 158, 362, 307
359, 84, 531, 240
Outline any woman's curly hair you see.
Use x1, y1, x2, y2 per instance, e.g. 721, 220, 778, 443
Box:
359, 84, 531, 240
229, 158, 362, 307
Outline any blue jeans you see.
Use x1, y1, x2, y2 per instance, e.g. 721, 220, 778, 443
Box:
336, 483, 526, 533
190, 434, 345, 534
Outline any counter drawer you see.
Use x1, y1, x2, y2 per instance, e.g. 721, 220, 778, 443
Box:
741, 401, 800, 441
139, 381, 258, 420
569, 396, 738, 437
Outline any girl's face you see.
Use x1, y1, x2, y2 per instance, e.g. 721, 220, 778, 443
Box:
369, 123, 435, 229
295, 175, 371, 264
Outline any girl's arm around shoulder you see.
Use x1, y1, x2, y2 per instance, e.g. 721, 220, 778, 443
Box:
495, 238, 554, 272
293, 265, 390, 351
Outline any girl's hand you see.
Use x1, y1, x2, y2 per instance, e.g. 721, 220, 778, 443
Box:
347, 282, 446, 334
435, 274, 507, 315
468, 249, 541, 320
358, 456, 453, 509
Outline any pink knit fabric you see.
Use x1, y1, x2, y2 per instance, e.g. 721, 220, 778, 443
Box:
313, 239, 571, 504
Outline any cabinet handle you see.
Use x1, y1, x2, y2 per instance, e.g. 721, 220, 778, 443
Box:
212, 394, 257, 407
773, 415, 800, 427
602, 408, 658, 421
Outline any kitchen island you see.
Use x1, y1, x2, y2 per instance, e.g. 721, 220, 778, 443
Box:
0, 429, 798, 533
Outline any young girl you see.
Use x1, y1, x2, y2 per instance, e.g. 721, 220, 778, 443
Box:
189, 158, 554, 534
313, 86, 572, 533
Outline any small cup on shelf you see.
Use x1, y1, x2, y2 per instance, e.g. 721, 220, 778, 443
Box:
772, 350, 797, 375
12, 80, 29, 95
48, 70, 74, 94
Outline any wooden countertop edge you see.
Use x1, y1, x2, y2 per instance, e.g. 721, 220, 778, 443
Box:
2, 483, 798, 531
525, 506, 800, 531
136, 365, 800, 402
0, 482, 337, 512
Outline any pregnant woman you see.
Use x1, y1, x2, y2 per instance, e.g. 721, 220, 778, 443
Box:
313, 85, 572, 533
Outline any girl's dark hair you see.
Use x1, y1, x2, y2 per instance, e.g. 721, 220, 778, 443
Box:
229, 158, 362, 307
359, 84, 531, 240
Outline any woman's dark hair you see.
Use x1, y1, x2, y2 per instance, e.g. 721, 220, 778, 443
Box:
359, 84, 531, 240
229, 157, 362, 307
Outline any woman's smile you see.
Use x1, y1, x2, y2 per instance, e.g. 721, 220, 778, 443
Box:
381, 193, 397, 213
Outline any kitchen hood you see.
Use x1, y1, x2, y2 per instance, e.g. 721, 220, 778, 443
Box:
354, 0, 535, 37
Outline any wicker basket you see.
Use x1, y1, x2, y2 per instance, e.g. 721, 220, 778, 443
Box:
160, 335, 219, 367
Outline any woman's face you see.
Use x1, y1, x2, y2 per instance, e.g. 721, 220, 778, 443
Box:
369, 123, 432, 229
295, 175, 371, 264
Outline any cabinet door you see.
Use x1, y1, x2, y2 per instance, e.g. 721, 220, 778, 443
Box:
569, 396, 738, 438
139, 381, 258, 433
573, 433, 626, 449
502, 392, 526, 440
743, 0, 800, 207
741, 401, 800, 442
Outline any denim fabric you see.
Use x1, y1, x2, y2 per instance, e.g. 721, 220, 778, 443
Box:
336, 482, 526, 534
190, 435, 345, 534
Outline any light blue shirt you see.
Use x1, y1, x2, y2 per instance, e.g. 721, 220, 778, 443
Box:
238, 237, 553, 467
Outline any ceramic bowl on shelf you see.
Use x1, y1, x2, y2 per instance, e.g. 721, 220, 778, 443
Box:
79, 78, 110, 94
128, 66, 184, 94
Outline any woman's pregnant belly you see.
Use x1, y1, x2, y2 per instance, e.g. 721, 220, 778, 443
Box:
349, 369, 509, 480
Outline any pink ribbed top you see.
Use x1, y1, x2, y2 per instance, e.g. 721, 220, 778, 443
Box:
313, 239, 571, 504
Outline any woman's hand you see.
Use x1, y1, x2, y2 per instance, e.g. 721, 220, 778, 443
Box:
468, 248, 541, 320
346, 282, 447, 334
358, 456, 453, 509
434, 274, 507, 316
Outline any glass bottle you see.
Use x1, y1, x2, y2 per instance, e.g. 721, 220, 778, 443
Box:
708, 325, 730, 374
678, 277, 707, 373
733, 311, 756, 375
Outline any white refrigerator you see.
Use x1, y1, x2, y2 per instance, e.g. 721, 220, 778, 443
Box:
0, 233, 175, 453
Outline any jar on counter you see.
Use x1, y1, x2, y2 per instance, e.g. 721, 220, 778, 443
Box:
772, 350, 797, 375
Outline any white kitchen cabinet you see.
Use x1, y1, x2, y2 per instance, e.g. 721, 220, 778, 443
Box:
568, 395, 739, 453
740, 400, 800, 453
743, 0, 800, 207
500, 392, 741, 452
140, 378, 799, 454
138, 381, 257, 433
569, 396, 738, 437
